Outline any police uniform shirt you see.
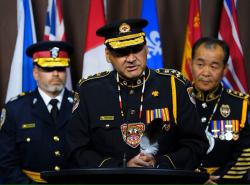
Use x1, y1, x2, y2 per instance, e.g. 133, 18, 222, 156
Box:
67, 68, 208, 170
38, 87, 64, 112
192, 83, 250, 183
0, 88, 74, 183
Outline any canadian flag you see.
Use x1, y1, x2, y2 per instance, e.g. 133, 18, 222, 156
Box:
82, 0, 113, 78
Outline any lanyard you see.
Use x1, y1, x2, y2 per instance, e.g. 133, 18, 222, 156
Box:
206, 87, 224, 130
116, 72, 146, 122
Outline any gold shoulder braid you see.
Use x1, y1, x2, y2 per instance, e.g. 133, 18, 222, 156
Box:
155, 68, 188, 84
226, 89, 250, 99
226, 89, 249, 129
78, 71, 111, 86
155, 68, 185, 125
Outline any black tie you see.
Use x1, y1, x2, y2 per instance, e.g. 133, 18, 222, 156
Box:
49, 99, 59, 123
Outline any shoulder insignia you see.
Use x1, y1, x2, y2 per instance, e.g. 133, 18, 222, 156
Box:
72, 92, 80, 113
226, 89, 249, 99
0, 108, 6, 130
155, 68, 188, 84
8, 91, 30, 102
78, 71, 111, 86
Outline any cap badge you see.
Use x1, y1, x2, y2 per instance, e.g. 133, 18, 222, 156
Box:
50, 47, 60, 58
119, 23, 131, 33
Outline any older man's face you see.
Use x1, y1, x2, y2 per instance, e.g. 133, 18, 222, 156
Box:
191, 44, 227, 92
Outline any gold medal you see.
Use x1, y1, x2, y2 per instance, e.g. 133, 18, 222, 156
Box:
233, 133, 239, 140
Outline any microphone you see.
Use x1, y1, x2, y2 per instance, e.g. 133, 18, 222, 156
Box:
123, 153, 127, 168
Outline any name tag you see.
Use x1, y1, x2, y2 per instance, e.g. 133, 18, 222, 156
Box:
100, 116, 114, 121
22, 123, 36, 129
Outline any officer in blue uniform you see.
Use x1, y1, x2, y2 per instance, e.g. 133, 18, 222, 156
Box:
190, 37, 250, 183
0, 41, 74, 183
66, 18, 208, 170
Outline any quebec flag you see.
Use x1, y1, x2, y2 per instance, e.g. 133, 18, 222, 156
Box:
141, 0, 163, 69
5, 0, 37, 102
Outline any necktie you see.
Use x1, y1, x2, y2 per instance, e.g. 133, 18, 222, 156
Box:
49, 99, 59, 123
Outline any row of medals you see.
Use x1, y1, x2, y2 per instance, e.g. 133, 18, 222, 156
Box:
211, 124, 239, 141
201, 102, 239, 141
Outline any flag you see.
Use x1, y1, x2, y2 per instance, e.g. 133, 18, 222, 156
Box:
44, 0, 72, 90
82, 0, 113, 78
181, 0, 201, 81
219, 0, 248, 93
5, 0, 37, 102
141, 0, 163, 69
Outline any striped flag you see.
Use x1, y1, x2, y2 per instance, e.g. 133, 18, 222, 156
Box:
141, 0, 163, 69
44, 0, 72, 90
82, 0, 113, 78
219, 0, 248, 93
181, 0, 201, 81
5, 0, 37, 102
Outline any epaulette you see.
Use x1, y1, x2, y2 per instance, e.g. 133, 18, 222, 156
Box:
8, 91, 31, 103
226, 89, 249, 99
155, 68, 188, 84
78, 71, 111, 86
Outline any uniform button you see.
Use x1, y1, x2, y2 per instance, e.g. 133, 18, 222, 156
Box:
130, 110, 136, 115
201, 117, 207, 123
53, 136, 60, 142
129, 89, 134, 95
55, 150, 61, 157
26, 137, 31, 142
137, 79, 142, 85
201, 103, 207, 108
54, 166, 60, 171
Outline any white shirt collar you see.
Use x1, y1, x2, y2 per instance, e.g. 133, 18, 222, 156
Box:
38, 88, 65, 112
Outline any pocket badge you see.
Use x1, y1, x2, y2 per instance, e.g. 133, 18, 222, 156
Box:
120, 123, 145, 148
220, 104, 231, 118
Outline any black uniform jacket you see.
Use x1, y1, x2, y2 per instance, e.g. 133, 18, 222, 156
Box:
193, 83, 250, 183
67, 68, 208, 170
0, 89, 74, 183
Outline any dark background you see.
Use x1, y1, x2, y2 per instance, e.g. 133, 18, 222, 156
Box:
0, 0, 250, 108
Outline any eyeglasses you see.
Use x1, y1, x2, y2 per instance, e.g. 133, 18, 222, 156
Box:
110, 44, 145, 57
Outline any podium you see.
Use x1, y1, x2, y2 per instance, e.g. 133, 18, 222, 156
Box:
41, 168, 209, 184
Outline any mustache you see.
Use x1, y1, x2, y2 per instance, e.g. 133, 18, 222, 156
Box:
51, 76, 63, 80
197, 77, 211, 82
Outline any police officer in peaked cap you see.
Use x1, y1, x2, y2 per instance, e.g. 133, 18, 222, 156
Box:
66, 18, 208, 172
0, 41, 74, 183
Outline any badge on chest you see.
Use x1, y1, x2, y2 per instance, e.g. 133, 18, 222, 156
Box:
120, 123, 145, 148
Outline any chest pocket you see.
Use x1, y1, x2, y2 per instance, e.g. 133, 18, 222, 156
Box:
16, 123, 41, 144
